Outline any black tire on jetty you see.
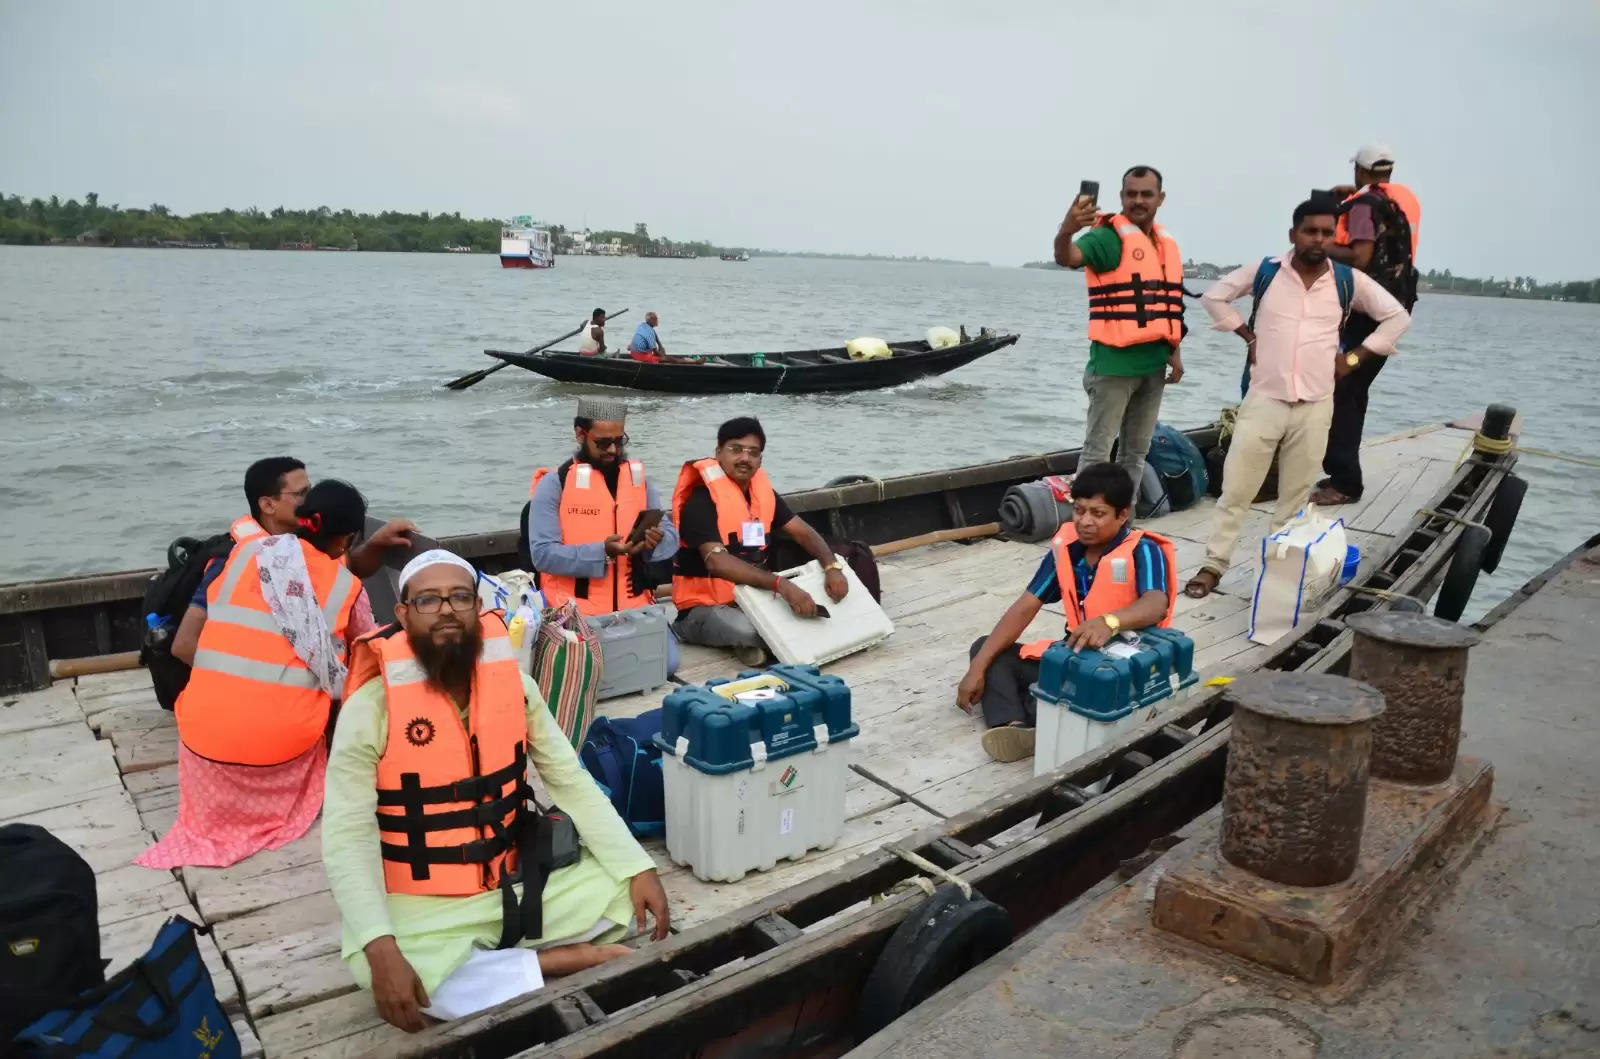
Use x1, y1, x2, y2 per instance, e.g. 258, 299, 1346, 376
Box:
1435, 523, 1492, 622
853, 884, 1013, 1043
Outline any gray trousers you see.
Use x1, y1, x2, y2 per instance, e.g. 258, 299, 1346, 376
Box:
1081, 367, 1167, 489
674, 604, 763, 649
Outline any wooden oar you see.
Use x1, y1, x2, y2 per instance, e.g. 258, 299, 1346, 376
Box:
444, 308, 630, 390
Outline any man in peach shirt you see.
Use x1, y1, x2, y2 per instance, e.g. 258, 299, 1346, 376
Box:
1186, 198, 1409, 598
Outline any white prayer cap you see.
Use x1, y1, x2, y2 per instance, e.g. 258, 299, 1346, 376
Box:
397, 549, 476, 595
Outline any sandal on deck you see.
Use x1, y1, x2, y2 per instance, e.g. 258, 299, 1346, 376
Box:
1184, 570, 1220, 600
981, 724, 1036, 763
1309, 486, 1358, 506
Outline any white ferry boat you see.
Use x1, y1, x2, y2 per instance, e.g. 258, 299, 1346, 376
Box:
498, 215, 554, 269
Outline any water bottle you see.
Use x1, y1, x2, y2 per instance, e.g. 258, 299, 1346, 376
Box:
751, 351, 766, 368
144, 613, 171, 651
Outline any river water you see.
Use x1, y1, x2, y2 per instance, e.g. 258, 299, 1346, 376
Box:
2, 246, 1595, 617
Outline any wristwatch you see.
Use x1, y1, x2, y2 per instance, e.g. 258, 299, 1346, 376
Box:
1103, 614, 1122, 632
824, 560, 845, 573
1345, 352, 1361, 368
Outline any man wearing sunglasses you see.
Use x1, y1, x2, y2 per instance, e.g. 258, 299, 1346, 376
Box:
671, 416, 848, 665
526, 398, 680, 635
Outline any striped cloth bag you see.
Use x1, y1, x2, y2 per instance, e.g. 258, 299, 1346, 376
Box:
529, 601, 604, 748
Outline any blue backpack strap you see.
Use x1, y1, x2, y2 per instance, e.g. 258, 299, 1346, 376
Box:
1331, 261, 1355, 347
1240, 256, 1278, 398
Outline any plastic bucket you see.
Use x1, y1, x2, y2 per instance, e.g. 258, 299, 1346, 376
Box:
1340, 545, 1361, 585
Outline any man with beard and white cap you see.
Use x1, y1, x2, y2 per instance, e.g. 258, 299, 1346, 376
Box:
323, 550, 670, 1033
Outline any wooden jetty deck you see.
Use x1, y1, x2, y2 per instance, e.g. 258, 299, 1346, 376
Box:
0, 421, 1476, 1057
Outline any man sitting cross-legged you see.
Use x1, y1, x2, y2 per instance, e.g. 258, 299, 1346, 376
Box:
956, 463, 1176, 763
323, 550, 671, 1032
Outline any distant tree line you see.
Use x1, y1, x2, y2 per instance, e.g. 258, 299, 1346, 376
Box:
1419, 268, 1598, 303
0, 192, 505, 251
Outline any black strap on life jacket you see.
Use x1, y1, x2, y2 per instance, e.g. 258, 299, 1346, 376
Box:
375, 743, 529, 881
1087, 272, 1186, 328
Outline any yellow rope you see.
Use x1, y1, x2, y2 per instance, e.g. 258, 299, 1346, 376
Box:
1518, 445, 1600, 469
1455, 430, 1600, 470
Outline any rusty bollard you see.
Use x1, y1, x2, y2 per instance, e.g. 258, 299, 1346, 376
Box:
1346, 611, 1481, 785
1220, 673, 1385, 887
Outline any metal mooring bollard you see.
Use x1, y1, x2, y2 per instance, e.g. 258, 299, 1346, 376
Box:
1346, 611, 1481, 785
1220, 672, 1386, 887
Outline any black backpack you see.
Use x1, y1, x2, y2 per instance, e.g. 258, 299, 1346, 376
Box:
0, 824, 103, 1044
138, 533, 235, 711
1339, 188, 1418, 310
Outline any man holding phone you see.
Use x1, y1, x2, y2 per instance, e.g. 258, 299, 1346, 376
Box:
526, 398, 680, 627
1053, 166, 1186, 492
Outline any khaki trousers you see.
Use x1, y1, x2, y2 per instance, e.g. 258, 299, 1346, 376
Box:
1203, 390, 1334, 575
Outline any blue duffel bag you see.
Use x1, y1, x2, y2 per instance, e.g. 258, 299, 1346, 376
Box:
580, 709, 666, 839
12, 916, 239, 1059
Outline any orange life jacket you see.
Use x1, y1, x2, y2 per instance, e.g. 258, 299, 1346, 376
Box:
229, 515, 269, 544
1020, 525, 1177, 661
353, 611, 530, 897
176, 536, 361, 765
1336, 182, 1420, 258
1084, 214, 1184, 349
670, 458, 778, 609
528, 459, 653, 615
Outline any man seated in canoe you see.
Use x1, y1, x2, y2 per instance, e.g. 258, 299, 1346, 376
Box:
138, 481, 381, 870
525, 397, 682, 671
577, 307, 608, 356
627, 310, 701, 365
323, 550, 671, 1032
671, 416, 848, 665
956, 463, 1177, 763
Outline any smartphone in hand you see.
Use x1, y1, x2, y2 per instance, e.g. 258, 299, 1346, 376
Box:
1078, 180, 1100, 208
626, 508, 664, 546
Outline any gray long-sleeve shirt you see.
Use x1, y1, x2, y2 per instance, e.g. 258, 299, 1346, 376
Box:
526, 467, 679, 579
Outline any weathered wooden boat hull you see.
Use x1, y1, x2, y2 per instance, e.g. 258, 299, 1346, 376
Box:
480, 332, 1020, 394
373, 418, 1519, 1059
0, 424, 1215, 694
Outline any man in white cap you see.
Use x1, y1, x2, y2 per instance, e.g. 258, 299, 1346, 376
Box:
1314, 142, 1422, 506
323, 549, 670, 1032
524, 398, 680, 665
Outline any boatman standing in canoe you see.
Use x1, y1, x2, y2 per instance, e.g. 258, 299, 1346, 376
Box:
323, 550, 670, 1032
1054, 166, 1186, 491
957, 463, 1176, 762
525, 396, 682, 671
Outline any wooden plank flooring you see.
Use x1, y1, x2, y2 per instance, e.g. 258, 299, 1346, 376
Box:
0, 421, 1471, 1057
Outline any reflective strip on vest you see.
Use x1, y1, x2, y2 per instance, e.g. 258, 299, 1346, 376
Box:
207, 545, 356, 634
191, 648, 321, 689
575, 464, 592, 489
230, 516, 267, 543
628, 460, 644, 487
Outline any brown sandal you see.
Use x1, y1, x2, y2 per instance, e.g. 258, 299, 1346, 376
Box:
1184, 570, 1220, 599
1309, 486, 1357, 506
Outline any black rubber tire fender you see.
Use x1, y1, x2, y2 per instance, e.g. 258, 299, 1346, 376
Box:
1434, 523, 1492, 622
853, 883, 1013, 1043
1478, 473, 1526, 574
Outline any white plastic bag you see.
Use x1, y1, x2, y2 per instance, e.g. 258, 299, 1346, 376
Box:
1248, 506, 1348, 644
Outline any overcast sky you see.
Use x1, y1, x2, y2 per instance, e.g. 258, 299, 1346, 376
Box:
3, 1, 1596, 277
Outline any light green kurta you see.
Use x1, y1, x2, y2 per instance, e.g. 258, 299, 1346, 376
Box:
323, 672, 656, 993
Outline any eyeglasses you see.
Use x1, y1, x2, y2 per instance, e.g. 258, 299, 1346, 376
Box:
278, 487, 310, 500
722, 443, 764, 458
407, 589, 478, 614
588, 434, 629, 451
